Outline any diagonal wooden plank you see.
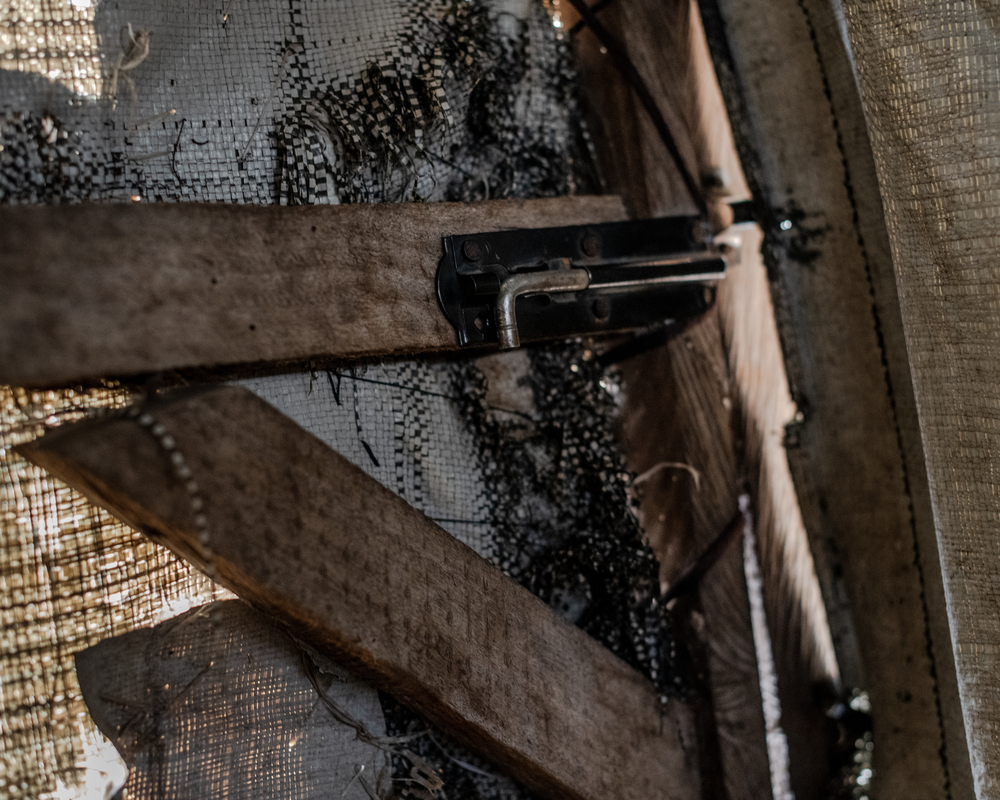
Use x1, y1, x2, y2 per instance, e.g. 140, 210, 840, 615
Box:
0, 197, 626, 388
17, 385, 700, 800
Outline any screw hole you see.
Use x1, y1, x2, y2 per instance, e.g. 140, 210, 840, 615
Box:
592, 297, 611, 321
462, 239, 483, 262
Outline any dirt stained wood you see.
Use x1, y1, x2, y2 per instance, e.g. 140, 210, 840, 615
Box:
0, 196, 626, 388
18, 385, 701, 800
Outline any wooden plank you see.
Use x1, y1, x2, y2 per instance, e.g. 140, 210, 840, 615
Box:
17, 385, 700, 800
0, 196, 626, 388
569, 0, 748, 221
569, 2, 827, 797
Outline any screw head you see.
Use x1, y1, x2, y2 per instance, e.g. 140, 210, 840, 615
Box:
581, 234, 600, 258
462, 239, 483, 261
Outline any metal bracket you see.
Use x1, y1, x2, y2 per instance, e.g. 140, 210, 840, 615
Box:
436, 215, 727, 349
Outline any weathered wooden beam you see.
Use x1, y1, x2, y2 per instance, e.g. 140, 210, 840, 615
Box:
569, 0, 748, 222
0, 197, 626, 388
17, 385, 700, 800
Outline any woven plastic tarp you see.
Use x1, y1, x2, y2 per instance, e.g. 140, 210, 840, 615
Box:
0, 0, 592, 205
840, 1, 1000, 796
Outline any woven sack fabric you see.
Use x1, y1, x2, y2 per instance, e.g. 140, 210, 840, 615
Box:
74, 599, 391, 800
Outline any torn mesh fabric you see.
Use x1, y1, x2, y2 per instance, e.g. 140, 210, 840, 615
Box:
0, 0, 596, 205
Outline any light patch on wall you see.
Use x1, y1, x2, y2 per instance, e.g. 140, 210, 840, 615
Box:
541, 0, 564, 37
0, 0, 102, 98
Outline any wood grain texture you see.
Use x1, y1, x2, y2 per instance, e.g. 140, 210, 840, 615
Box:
619, 306, 773, 800
572, 2, 834, 796
0, 196, 626, 388
17, 385, 700, 800
571, 0, 748, 222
